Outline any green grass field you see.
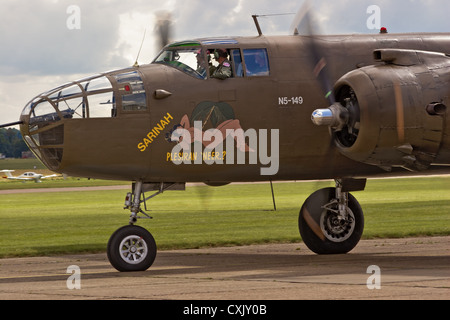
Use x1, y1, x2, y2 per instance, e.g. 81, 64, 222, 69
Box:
1, 175, 449, 258
0, 158, 46, 169
0, 157, 128, 189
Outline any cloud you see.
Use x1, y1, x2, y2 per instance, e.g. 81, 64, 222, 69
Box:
0, 1, 124, 75
173, 0, 300, 38
312, 0, 450, 34
1, 0, 448, 77
0, 0, 175, 76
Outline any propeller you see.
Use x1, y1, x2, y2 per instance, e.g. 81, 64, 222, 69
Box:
293, 1, 363, 151
154, 10, 173, 49
296, 2, 357, 149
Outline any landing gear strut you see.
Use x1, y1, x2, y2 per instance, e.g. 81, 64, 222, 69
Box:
299, 179, 366, 254
107, 181, 184, 272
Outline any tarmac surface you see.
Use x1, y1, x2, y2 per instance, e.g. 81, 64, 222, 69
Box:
0, 236, 449, 300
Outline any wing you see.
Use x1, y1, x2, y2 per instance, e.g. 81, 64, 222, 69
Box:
41, 174, 60, 179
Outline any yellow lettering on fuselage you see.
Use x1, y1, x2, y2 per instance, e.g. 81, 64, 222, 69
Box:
165, 151, 227, 162
138, 113, 173, 152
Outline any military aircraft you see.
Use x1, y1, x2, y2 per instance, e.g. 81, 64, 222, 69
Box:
1, 4, 449, 272
0, 170, 59, 183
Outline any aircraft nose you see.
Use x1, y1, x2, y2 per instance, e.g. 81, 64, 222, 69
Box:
20, 97, 65, 171
20, 74, 114, 171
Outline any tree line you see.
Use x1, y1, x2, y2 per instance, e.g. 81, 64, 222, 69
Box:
0, 128, 29, 158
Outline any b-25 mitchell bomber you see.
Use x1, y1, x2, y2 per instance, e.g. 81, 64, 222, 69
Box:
1, 4, 449, 271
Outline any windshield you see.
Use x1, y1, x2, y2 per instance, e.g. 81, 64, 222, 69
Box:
153, 47, 207, 80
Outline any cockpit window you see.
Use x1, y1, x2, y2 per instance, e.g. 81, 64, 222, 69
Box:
153, 47, 207, 80
82, 76, 112, 92
114, 71, 147, 112
83, 77, 114, 118
243, 49, 270, 77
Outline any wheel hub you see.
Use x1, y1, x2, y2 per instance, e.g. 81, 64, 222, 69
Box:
320, 207, 355, 243
119, 235, 148, 265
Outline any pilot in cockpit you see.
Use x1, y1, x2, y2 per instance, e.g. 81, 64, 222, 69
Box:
210, 49, 232, 80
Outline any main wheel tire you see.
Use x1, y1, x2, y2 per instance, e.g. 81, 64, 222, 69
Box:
299, 188, 364, 255
107, 225, 157, 272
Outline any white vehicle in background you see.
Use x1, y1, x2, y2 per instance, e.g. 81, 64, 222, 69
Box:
1, 170, 59, 183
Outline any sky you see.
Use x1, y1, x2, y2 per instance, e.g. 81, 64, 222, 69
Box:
0, 0, 449, 125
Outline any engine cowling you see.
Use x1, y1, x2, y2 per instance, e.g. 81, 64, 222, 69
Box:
312, 49, 450, 172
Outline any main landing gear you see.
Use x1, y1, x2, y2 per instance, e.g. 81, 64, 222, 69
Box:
107, 181, 184, 272
299, 178, 366, 254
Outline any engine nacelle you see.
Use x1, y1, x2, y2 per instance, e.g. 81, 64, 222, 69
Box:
314, 49, 450, 172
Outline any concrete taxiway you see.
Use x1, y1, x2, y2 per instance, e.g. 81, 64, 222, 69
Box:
0, 236, 449, 300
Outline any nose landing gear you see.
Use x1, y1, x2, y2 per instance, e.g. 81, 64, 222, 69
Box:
107, 181, 185, 272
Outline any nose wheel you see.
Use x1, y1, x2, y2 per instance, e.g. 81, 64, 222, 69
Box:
107, 225, 157, 272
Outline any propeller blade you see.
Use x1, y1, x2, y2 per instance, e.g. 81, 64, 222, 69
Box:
289, 0, 313, 35
291, 0, 336, 105
301, 206, 326, 241
154, 11, 173, 49
394, 81, 405, 143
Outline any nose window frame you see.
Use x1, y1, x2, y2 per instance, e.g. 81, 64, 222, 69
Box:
20, 75, 116, 171
113, 70, 148, 113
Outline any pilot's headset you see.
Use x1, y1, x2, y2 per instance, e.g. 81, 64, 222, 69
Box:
214, 49, 227, 60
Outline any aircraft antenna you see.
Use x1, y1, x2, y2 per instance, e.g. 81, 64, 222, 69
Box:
252, 13, 296, 36
252, 15, 263, 36
134, 29, 147, 67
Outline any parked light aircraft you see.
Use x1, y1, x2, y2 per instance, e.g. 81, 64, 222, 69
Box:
0, 170, 59, 183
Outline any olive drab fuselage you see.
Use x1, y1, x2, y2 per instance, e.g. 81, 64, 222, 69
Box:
19, 33, 450, 183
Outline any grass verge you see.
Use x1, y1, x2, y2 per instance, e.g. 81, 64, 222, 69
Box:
0, 178, 449, 258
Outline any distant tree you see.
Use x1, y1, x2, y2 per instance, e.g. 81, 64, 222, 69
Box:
0, 128, 29, 158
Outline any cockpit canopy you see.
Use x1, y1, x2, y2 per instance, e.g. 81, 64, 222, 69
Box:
153, 42, 207, 80
152, 39, 271, 79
